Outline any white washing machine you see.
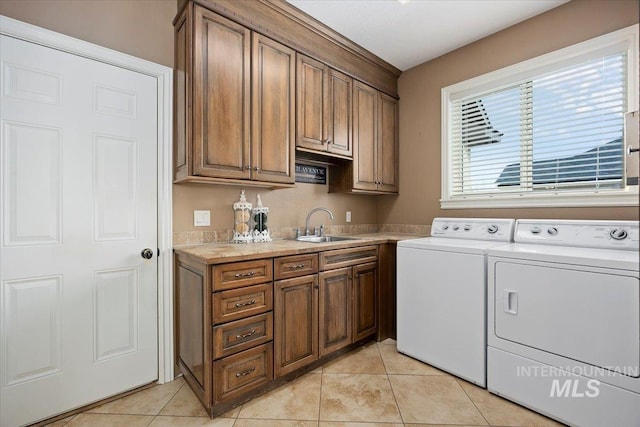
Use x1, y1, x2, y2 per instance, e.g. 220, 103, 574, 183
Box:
487, 219, 640, 427
397, 218, 515, 387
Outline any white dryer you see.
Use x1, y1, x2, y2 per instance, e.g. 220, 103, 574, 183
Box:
487, 219, 640, 427
397, 218, 515, 387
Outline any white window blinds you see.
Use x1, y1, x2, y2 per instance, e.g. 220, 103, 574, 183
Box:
450, 52, 626, 195
441, 25, 638, 208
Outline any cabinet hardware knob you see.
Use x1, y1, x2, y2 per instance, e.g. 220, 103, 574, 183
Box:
244, 165, 251, 170
236, 329, 257, 339
234, 271, 256, 278
235, 366, 256, 377
326, 139, 332, 145
253, 166, 260, 171
235, 299, 256, 308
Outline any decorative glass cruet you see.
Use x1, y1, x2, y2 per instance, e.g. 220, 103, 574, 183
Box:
232, 190, 253, 243
252, 194, 271, 243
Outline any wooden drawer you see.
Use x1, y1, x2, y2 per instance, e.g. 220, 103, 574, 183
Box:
319, 245, 378, 271
274, 253, 318, 280
213, 343, 274, 404
212, 259, 273, 291
213, 312, 273, 359
213, 283, 273, 324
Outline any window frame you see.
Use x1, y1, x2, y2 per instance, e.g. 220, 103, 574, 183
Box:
441, 24, 639, 209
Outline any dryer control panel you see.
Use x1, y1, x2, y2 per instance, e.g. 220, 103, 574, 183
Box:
514, 219, 639, 250
431, 218, 515, 242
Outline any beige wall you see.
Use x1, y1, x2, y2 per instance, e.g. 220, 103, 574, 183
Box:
173, 184, 377, 233
377, 0, 640, 225
0, 0, 176, 67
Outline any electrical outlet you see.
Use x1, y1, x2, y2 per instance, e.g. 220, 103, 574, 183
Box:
346, 211, 352, 223
194, 210, 211, 227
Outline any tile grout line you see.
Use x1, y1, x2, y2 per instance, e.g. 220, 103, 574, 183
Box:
455, 377, 492, 427
153, 380, 187, 419
378, 343, 406, 426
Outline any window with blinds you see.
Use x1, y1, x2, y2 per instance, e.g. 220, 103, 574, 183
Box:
441, 25, 638, 208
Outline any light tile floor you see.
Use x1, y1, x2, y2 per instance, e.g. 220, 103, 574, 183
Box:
46, 339, 565, 427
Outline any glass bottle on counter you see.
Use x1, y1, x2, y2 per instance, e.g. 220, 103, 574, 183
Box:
232, 190, 253, 243
252, 194, 271, 242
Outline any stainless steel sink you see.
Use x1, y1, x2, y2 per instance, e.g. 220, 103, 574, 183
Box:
295, 235, 358, 243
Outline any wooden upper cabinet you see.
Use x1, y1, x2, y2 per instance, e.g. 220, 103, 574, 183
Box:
252, 33, 296, 184
297, 55, 325, 151
352, 81, 379, 191
174, 5, 295, 187
377, 93, 399, 193
296, 54, 352, 158
174, 2, 398, 188
193, 6, 251, 180
327, 68, 353, 157
330, 81, 398, 194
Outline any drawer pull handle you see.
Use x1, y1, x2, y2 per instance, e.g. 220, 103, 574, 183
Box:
235, 366, 256, 377
236, 329, 257, 339
235, 299, 256, 308
287, 264, 305, 270
234, 271, 255, 278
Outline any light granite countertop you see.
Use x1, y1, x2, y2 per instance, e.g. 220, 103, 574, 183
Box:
173, 232, 426, 265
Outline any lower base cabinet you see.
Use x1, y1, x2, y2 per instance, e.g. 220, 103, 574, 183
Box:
274, 274, 319, 376
319, 267, 352, 356
175, 244, 380, 417
213, 343, 274, 404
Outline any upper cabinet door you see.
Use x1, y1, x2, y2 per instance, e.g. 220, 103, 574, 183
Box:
352, 81, 378, 191
252, 33, 296, 184
377, 93, 399, 193
296, 54, 326, 152
327, 69, 352, 157
193, 6, 251, 179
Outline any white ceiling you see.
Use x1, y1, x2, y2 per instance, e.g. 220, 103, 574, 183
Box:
287, 0, 568, 71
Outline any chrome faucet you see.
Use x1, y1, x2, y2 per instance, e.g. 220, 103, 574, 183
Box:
305, 207, 334, 236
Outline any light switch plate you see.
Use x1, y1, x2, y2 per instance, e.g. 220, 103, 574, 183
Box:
346, 211, 352, 223
194, 210, 211, 227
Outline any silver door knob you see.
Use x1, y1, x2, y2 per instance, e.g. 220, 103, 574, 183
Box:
141, 248, 154, 259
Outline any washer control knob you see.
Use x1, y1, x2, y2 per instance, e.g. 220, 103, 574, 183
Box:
452, 225, 460, 231
441, 224, 449, 231
547, 227, 559, 236
610, 228, 628, 240
463, 224, 471, 231
487, 225, 498, 234
530, 226, 541, 234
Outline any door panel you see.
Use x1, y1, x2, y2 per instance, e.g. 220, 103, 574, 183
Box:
377, 93, 398, 192
319, 267, 352, 356
352, 81, 377, 191
3, 122, 61, 245
193, 6, 250, 179
0, 35, 158, 427
252, 33, 295, 183
327, 69, 352, 157
353, 262, 378, 341
274, 275, 318, 376
296, 54, 326, 151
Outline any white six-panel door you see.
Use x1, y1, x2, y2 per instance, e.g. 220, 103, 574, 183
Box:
0, 35, 158, 427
